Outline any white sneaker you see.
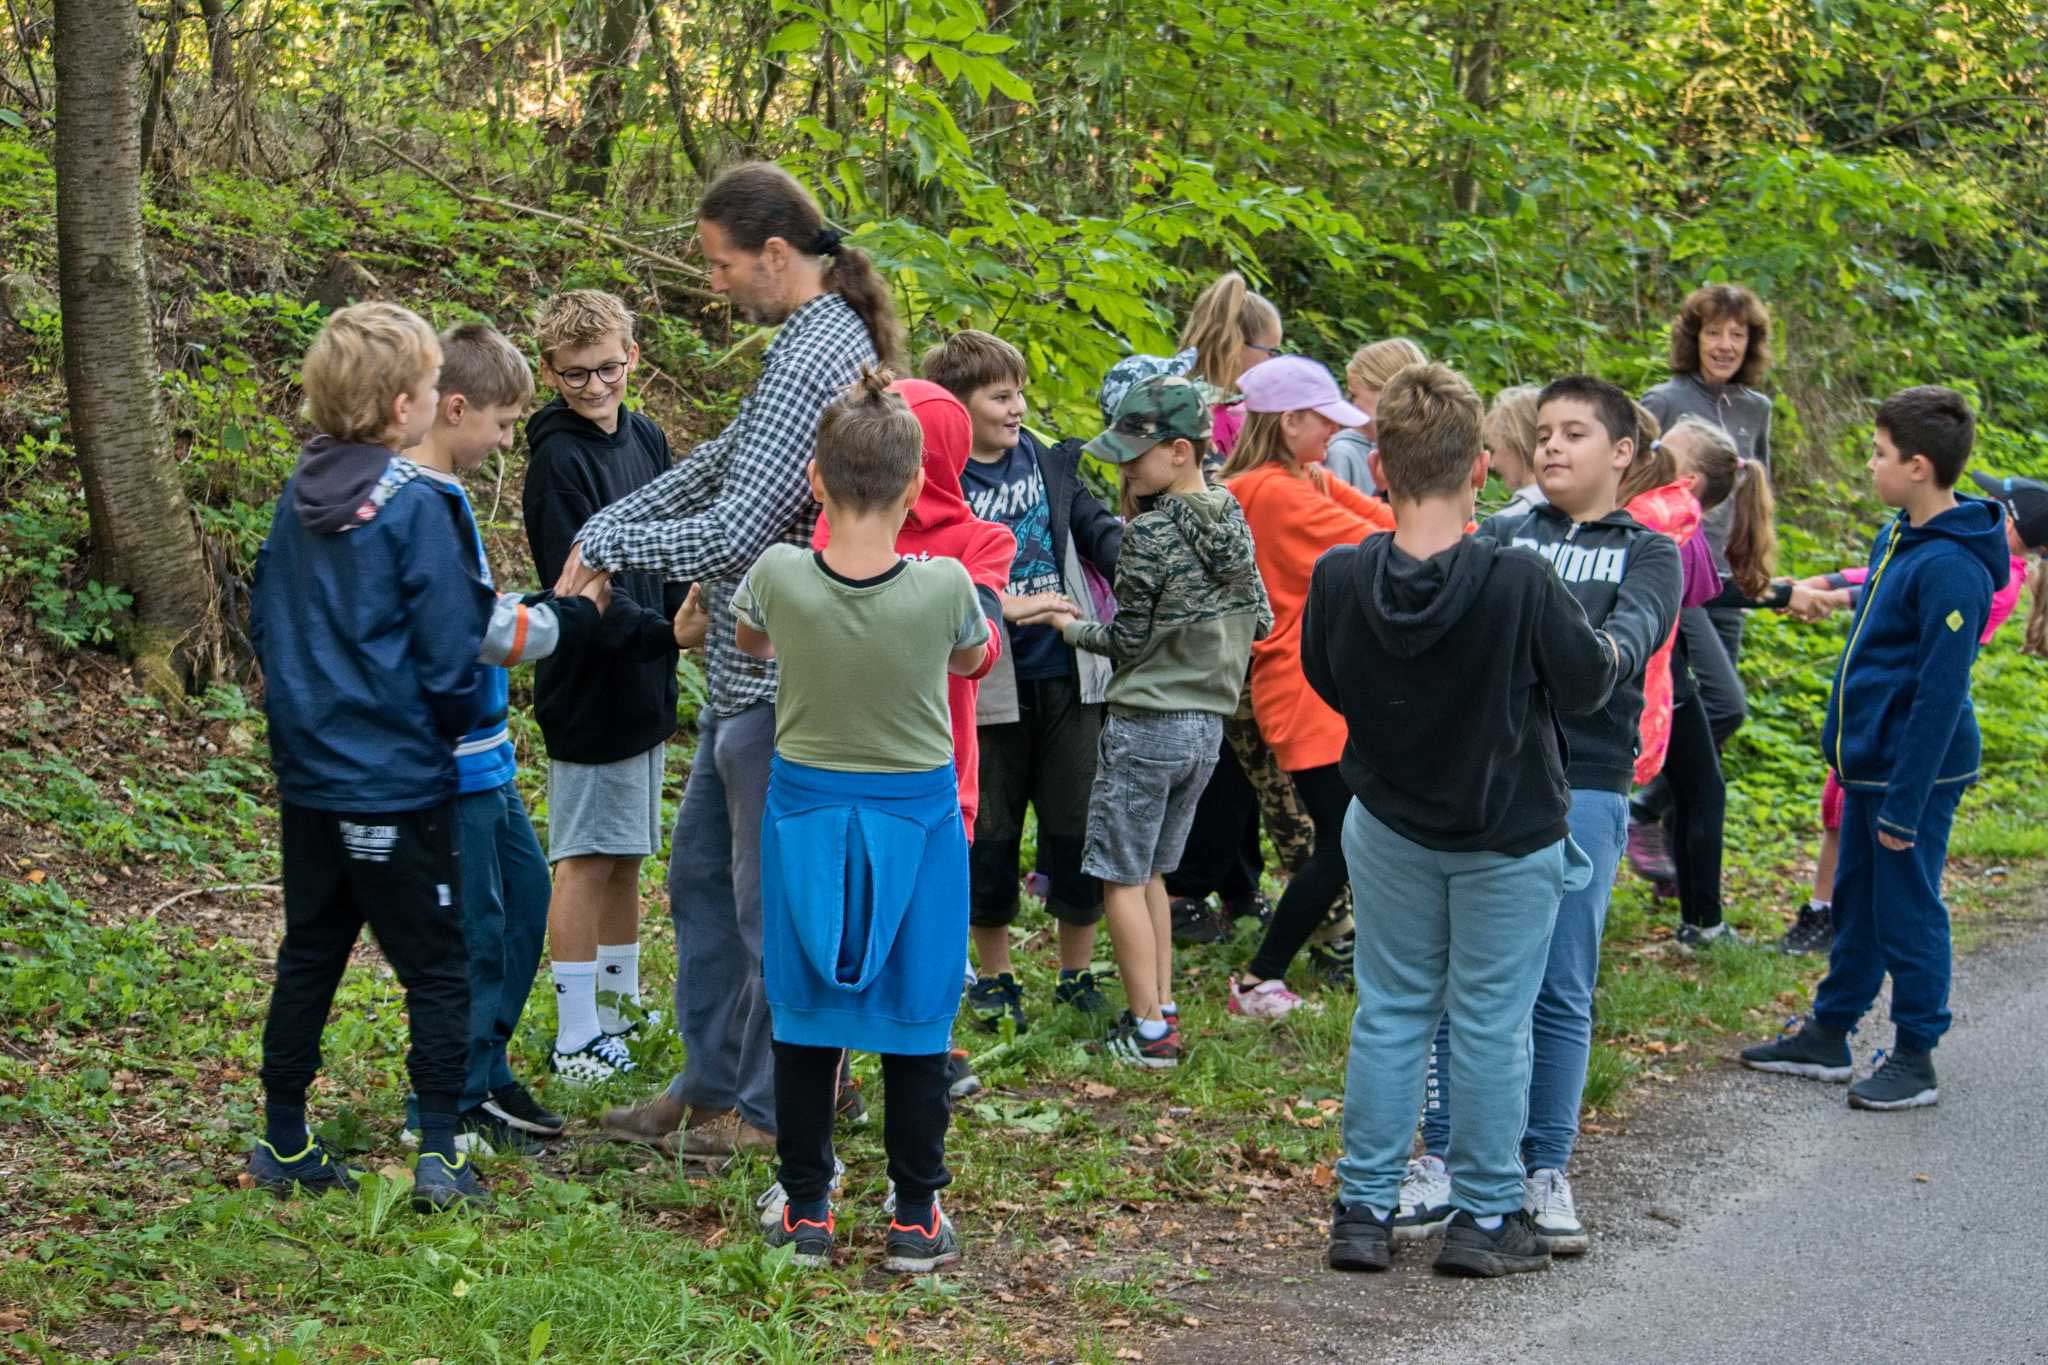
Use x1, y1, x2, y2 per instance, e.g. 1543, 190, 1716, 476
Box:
1391, 1155, 1453, 1242
1524, 1167, 1588, 1255
755, 1157, 847, 1234
549, 1033, 637, 1087
1227, 978, 1324, 1020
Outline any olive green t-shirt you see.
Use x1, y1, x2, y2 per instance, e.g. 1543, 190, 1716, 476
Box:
734, 544, 989, 773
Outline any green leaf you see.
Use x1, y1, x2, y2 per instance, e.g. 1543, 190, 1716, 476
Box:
766, 20, 822, 53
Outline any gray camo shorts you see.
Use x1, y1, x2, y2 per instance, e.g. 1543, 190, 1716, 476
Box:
1080, 709, 1223, 887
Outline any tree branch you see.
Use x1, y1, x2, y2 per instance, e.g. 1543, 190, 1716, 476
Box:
1834, 94, 2048, 152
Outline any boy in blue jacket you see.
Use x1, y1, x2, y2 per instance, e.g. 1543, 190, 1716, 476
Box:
1743, 385, 2008, 1110
247, 303, 502, 1211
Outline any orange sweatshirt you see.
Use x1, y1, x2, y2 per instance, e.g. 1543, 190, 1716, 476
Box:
1226, 462, 1396, 772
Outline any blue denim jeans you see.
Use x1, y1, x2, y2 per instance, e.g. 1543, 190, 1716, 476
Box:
405, 782, 551, 1123
663, 702, 778, 1133
1337, 802, 1588, 1216
1420, 789, 1626, 1171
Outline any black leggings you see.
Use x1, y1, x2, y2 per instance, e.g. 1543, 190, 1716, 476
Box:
1663, 693, 1726, 928
1163, 731, 1261, 905
1245, 764, 1351, 980
773, 1042, 951, 1206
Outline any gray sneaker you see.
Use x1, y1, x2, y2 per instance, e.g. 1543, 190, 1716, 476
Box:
1848, 1049, 1938, 1111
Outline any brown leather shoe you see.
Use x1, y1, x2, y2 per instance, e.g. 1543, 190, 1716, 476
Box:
599, 1091, 687, 1146
659, 1109, 776, 1160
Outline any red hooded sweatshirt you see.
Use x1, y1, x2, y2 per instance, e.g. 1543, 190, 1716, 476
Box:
814, 379, 1014, 831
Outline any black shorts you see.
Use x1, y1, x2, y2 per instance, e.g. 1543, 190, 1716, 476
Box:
970, 673, 1104, 927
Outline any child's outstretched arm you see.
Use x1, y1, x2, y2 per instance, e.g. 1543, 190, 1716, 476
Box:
478, 588, 603, 667
1876, 556, 1998, 847
1061, 517, 1166, 661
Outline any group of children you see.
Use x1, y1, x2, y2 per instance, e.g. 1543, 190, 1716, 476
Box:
239, 185, 2032, 1280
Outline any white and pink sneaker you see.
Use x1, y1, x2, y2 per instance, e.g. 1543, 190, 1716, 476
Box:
1227, 978, 1322, 1020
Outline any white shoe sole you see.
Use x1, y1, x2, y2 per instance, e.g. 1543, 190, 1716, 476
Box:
1742, 1058, 1852, 1083
1848, 1087, 1937, 1110
398, 1128, 494, 1156
1391, 1209, 1453, 1244
883, 1248, 962, 1274
480, 1098, 566, 1138
1535, 1226, 1590, 1255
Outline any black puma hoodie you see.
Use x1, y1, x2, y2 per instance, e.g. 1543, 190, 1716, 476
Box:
1299, 533, 1620, 856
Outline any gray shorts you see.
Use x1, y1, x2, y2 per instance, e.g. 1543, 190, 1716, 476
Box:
546, 743, 666, 862
1081, 710, 1223, 886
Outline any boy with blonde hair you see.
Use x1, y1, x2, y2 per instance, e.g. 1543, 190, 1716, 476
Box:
521, 290, 687, 1086
1308, 362, 1621, 1276
248, 302, 498, 1211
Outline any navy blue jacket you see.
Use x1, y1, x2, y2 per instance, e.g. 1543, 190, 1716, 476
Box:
251, 438, 496, 811
1821, 496, 2009, 843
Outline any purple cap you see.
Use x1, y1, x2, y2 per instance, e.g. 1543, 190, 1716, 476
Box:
1237, 355, 1371, 428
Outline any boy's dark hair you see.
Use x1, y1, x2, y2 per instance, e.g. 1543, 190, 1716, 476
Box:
1668, 284, 1772, 388
699, 161, 904, 369
439, 321, 535, 409
1877, 385, 1975, 488
1375, 363, 1483, 500
1537, 375, 1637, 451
815, 366, 923, 511
919, 329, 1028, 403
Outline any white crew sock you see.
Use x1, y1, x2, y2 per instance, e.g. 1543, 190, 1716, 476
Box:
595, 942, 642, 1034
552, 960, 600, 1053
1474, 1213, 1504, 1230
1136, 1016, 1171, 1041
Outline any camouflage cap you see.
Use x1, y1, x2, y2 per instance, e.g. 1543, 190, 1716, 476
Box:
1084, 374, 1215, 465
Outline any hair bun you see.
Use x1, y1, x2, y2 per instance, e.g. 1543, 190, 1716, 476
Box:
810, 227, 846, 257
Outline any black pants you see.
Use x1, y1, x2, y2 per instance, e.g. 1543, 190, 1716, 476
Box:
774, 1042, 951, 1206
1245, 764, 1351, 980
1163, 730, 1260, 904
1663, 695, 1726, 928
1634, 607, 1747, 821
260, 801, 470, 1117
971, 675, 1103, 927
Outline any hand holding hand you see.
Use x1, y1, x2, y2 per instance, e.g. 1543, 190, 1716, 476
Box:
1021, 605, 1081, 631
673, 583, 710, 650
576, 571, 612, 616
1003, 590, 1077, 624
555, 543, 600, 598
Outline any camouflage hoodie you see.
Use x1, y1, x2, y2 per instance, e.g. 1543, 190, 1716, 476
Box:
1064, 486, 1271, 714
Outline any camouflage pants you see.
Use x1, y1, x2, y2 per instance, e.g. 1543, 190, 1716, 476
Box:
1225, 698, 1353, 935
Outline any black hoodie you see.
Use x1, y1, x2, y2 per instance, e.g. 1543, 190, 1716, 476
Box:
1300, 534, 1620, 856
522, 398, 686, 764
1476, 502, 1682, 793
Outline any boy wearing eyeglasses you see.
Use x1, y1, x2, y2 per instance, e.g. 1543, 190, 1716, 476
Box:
521, 289, 690, 1086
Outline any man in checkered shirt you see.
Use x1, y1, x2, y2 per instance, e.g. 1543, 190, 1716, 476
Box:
558, 162, 906, 1161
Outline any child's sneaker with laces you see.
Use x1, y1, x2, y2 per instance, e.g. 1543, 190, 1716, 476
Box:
247, 1137, 361, 1197
1675, 921, 1752, 950
1740, 1016, 1852, 1082
764, 1204, 835, 1268
1327, 1199, 1394, 1272
1094, 1014, 1182, 1069
755, 1158, 847, 1235
411, 1151, 490, 1212
1777, 902, 1835, 956
883, 1200, 962, 1274
966, 973, 1028, 1033
1848, 1048, 1938, 1110
1053, 969, 1109, 1016
1227, 977, 1322, 1020
1433, 1209, 1551, 1277
1523, 1167, 1588, 1255
1392, 1155, 1453, 1242
549, 1032, 637, 1086
482, 1081, 565, 1137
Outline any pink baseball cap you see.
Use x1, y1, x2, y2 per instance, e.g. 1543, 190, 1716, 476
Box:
1237, 355, 1371, 427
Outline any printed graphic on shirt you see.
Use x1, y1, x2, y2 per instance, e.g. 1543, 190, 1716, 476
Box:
963, 450, 1060, 599
1509, 537, 1629, 586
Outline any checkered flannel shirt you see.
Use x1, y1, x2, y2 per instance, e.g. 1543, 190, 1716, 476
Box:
575, 292, 876, 716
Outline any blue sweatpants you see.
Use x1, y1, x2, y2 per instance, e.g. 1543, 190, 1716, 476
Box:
1812, 783, 1965, 1053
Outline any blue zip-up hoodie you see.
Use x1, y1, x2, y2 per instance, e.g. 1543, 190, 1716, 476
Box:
250, 438, 496, 812
1821, 495, 2009, 843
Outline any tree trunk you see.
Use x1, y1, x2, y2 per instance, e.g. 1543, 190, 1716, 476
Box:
56, 0, 217, 698
197, 0, 233, 88
139, 0, 180, 174
565, 0, 641, 198
641, 0, 703, 176
1451, 0, 1504, 215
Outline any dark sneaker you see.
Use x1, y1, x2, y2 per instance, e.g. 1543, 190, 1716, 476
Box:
966, 974, 1028, 1033
764, 1205, 835, 1268
1221, 892, 1272, 925
1741, 1016, 1852, 1082
411, 1152, 490, 1212
1094, 1015, 1181, 1069
835, 1075, 869, 1128
247, 1138, 361, 1197
1778, 903, 1835, 956
1054, 969, 1110, 1015
1306, 938, 1354, 990
1626, 818, 1677, 883
945, 1048, 982, 1099
1392, 1156, 1453, 1243
1170, 897, 1227, 946
1676, 921, 1752, 949
1849, 1049, 1938, 1111
1327, 1200, 1393, 1272
1433, 1209, 1551, 1277
883, 1201, 962, 1274
459, 1108, 543, 1156
483, 1082, 566, 1138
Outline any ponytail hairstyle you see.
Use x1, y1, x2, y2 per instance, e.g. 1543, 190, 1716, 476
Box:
2024, 559, 2048, 658
813, 365, 921, 511
698, 161, 905, 369
1180, 272, 1280, 390
1617, 401, 1675, 505
1667, 415, 1778, 597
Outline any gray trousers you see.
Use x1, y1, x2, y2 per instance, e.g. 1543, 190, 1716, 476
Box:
663, 701, 778, 1132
